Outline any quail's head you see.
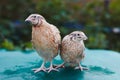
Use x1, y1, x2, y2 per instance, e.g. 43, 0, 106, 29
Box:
69, 31, 88, 42
25, 14, 44, 27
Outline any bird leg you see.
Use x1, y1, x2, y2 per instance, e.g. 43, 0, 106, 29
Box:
47, 61, 59, 73
32, 61, 47, 73
74, 63, 88, 71
55, 62, 65, 69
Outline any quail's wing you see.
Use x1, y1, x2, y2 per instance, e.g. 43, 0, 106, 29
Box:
77, 44, 85, 59
50, 24, 61, 45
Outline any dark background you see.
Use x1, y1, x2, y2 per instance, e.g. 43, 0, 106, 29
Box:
0, 0, 120, 52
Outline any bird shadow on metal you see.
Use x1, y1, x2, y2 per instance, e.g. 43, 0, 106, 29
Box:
1, 59, 85, 80
36, 67, 85, 80
87, 66, 115, 75
1, 65, 84, 80
1, 59, 115, 80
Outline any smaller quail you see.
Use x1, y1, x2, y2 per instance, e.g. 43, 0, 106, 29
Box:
59, 31, 88, 71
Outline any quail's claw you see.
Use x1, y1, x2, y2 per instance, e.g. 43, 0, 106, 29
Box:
32, 61, 46, 73
55, 63, 65, 69
32, 67, 47, 73
47, 61, 59, 73
74, 66, 83, 71
47, 67, 59, 73
74, 64, 88, 71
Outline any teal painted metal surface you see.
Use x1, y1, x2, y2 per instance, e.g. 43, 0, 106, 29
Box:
0, 49, 120, 80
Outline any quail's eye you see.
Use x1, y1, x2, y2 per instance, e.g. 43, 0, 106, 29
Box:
77, 34, 80, 36
33, 16, 36, 18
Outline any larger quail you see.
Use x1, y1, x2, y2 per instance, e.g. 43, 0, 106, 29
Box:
25, 14, 61, 73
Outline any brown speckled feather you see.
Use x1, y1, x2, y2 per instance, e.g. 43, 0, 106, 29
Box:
32, 20, 61, 61
60, 32, 86, 67
25, 14, 61, 72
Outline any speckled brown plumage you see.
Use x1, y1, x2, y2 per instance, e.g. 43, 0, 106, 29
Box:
31, 21, 60, 61
25, 14, 61, 73
60, 31, 88, 70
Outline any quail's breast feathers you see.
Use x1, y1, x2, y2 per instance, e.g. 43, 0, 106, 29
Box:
60, 31, 87, 66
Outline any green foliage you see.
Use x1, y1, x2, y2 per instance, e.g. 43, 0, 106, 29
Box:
35, 0, 72, 25
1, 39, 15, 50
108, 0, 120, 26
83, 25, 108, 49
0, 0, 120, 52
21, 42, 33, 50
86, 32, 108, 49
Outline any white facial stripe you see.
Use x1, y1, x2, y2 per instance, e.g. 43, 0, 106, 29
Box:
70, 32, 87, 41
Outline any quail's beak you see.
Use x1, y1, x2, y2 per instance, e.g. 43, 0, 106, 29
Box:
25, 18, 32, 25
83, 36, 88, 40
25, 18, 31, 22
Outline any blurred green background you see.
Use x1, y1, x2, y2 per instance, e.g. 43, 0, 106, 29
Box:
0, 0, 120, 52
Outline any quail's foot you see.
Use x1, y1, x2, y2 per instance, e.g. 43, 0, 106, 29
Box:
74, 64, 88, 71
32, 67, 47, 73
55, 62, 65, 69
47, 62, 59, 73
32, 62, 47, 73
